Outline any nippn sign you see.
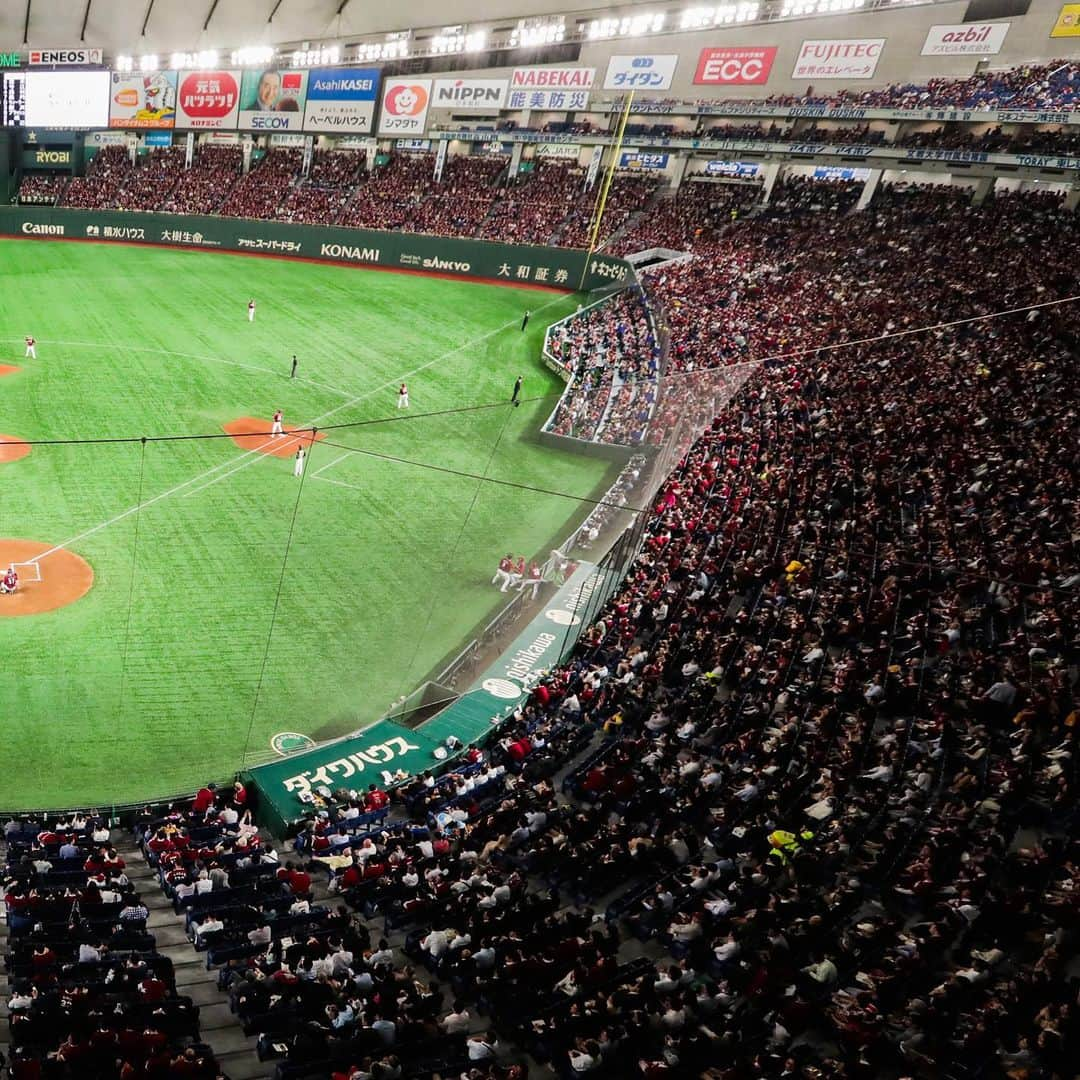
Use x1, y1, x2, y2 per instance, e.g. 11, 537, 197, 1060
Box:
433, 78, 508, 110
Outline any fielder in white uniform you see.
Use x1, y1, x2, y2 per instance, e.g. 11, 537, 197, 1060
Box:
247, 299, 256, 322
271, 409, 284, 437
294, 447, 305, 477
397, 383, 409, 409
24, 336, 36, 359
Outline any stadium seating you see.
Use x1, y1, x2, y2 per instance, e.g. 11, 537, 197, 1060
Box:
2, 813, 218, 1078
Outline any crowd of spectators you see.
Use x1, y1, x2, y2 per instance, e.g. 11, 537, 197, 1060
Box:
161, 146, 242, 216
16, 173, 68, 206
218, 149, 302, 221
261, 179, 1077, 1078
613, 58, 1080, 112
545, 287, 660, 444
3, 811, 219, 1078
278, 151, 364, 227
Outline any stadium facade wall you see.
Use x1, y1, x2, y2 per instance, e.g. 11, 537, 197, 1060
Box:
421, 0, 1073, 119
0, 207, 633, 292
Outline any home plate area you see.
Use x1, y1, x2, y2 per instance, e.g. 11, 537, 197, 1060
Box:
0, 538, 94, 617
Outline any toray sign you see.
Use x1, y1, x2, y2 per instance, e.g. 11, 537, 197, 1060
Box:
694, 47, 778, 86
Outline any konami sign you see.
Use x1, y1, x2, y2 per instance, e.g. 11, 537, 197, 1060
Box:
921, 23, 1010, 56
510, 67, 595, 89
694, 46, 777, 86
792, 39, 885, 80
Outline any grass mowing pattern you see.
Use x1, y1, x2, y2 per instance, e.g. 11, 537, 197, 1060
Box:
0, 240, 613, 808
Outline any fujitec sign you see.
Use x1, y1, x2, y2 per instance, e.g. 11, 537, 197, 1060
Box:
792, 39, 885, 80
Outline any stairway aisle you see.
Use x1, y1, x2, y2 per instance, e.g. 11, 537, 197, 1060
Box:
117, 837, 273, 1080
0, 840, 9, 1073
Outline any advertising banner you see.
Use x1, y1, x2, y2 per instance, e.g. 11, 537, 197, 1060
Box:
792, 39, 885, 80
238, 68, 307, 131
395, 138, 431, 151
87, 130, 127, 146
812, 165, 870, 180
603, 55, 679, 91
144, 131, 173, 147
921, 23, 1010, 54
29, 48, 103, 66
175, 70, 241, 129
508, 67, 593, 110
432, 78, 508, 111
378, 78, 432, 136
535, 143, 582, 159
302, 66, 379, 133
619, 151, 669, 169
704, 160, 761, 178
25, 70, 110, 128
108, 71, 177, 129
1051, 2, 1080, 34
694, 46, 777, 86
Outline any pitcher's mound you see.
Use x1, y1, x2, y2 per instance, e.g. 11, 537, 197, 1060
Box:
0, 539, 93, 617
0, 435, 30, 463
222, 417, 326, 459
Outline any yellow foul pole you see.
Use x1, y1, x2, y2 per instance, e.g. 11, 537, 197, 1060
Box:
579, 90, 635, 289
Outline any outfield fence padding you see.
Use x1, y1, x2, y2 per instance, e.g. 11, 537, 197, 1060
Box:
0, 207, 634, 293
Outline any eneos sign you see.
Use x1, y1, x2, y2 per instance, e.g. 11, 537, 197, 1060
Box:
694, 47, 777, 86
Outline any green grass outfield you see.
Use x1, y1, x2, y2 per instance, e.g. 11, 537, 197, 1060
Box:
0, 239, 613, 809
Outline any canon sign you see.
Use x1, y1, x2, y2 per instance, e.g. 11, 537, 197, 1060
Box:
694, 47, 777, 86
22, 222, 65, 235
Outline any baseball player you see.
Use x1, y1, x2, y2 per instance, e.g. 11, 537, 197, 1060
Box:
294, 446, 305, 477
247, 299, 256, 322
397, 383, 409, 409
271, 409, 284, 437
0, 565, 18, 594
24, 336, 36, 359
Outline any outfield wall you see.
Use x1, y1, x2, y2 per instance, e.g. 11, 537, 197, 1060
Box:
0, 207, 633, 293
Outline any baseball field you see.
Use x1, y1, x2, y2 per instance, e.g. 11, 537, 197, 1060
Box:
0, 238, 613, 809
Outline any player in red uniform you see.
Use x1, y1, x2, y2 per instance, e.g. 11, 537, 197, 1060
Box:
24, 336, 36, 359
271, 409, 284, 437
0, 566, 17, 594
492, 554, 514, 592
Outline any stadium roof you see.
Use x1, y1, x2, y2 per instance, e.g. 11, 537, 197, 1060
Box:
2, 0, 665, 53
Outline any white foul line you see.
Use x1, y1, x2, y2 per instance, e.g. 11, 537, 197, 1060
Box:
28, 294, 568, 564
310, 451, 352, 479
